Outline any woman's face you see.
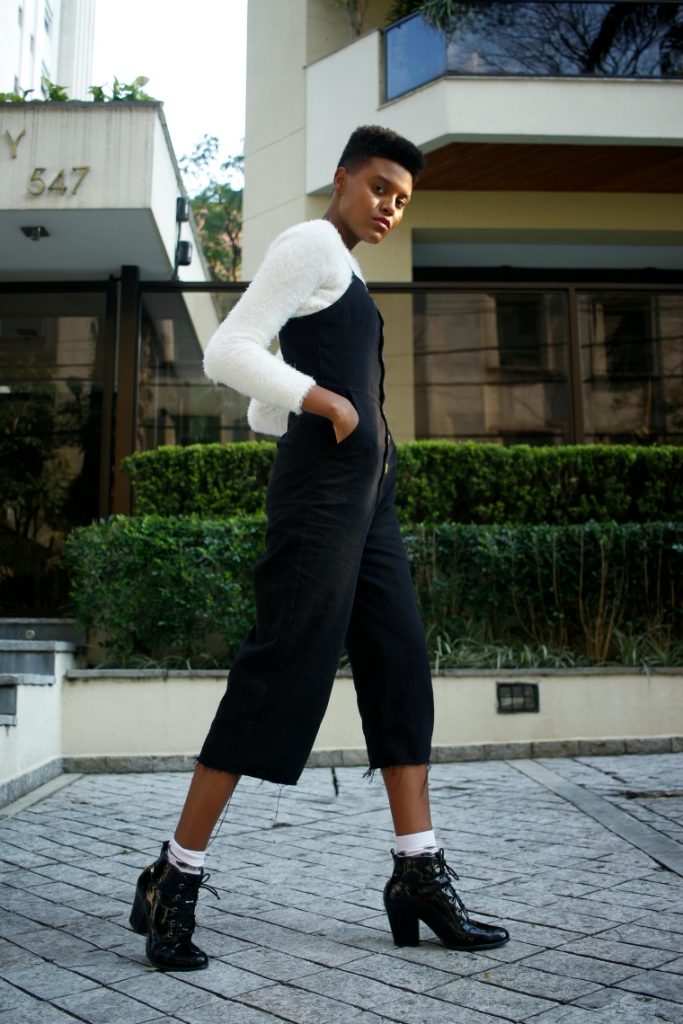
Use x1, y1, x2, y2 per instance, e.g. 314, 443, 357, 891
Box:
333, 157, 413, 248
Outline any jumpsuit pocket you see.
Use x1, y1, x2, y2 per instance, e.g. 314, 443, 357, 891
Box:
334, 420, 361, 450
331, 391, 361, 451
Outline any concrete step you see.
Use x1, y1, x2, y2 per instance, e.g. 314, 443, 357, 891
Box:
0, 640, 75, 683
0, 674, 18, 725
0, 618, 84, 644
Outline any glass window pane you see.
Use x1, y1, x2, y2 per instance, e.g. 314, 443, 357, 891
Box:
578, 290, 683, 444
385, 14, 446, 100
446, 2, 683, 77
385, 4, 683, 92
414, 290, 571, 444
0, 291, 106, 612
138, 291, 250, 452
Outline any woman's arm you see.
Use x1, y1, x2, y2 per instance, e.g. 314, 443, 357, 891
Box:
204, 221, 351, 426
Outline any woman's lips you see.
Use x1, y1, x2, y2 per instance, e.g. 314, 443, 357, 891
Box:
372, 217, 390, 232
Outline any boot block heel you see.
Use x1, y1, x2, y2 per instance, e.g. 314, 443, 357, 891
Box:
384, 902, 420, 947
129, 883, 148, 934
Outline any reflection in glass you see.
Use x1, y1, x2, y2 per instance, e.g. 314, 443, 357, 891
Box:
578, 291, 683, 443
138, 291, 250, 453
385, 3, 683, 99
414, 290, 571, 444
385, 14, 446, 101
0, 293, 105, 612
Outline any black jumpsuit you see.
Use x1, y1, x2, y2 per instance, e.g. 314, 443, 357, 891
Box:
198, 273, 434, 785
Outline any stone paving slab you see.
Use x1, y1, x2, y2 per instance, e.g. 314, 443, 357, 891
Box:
0, 755, 682, 1023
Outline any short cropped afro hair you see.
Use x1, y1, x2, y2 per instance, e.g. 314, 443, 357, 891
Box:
337, 125, 424, 182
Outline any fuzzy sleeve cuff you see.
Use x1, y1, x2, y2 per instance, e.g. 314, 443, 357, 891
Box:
247, 398, 289, 437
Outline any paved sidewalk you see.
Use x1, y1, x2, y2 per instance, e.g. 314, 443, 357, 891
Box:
1, 755, 682, 1024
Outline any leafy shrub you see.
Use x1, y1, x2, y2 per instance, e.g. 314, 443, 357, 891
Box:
123, 443, 274, 517
406, 521, 683, 664
63, 515, 264, 666
122, 442, 683, 524
64, 516, 683, 668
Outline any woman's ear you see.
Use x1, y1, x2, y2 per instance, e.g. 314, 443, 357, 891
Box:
333, 166, 348, 194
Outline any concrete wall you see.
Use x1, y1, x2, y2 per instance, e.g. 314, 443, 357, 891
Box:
2, 665, 679, 804
61, 669, 683, 764
1, 103, 158, 212
0, 651, 74, 805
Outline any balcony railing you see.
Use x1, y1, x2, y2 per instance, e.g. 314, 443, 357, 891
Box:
384, 1, 683, 100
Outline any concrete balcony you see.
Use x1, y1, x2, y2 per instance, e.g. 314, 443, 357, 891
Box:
305, 29, 683, 195
0, 101, 208, 283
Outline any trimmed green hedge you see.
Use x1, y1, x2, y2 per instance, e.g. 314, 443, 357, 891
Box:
122, 442, 683, 524
64, 516, 683, 668
123, 442, 274, 518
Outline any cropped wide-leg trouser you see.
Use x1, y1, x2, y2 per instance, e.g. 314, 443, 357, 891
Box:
198, 406, 435, 786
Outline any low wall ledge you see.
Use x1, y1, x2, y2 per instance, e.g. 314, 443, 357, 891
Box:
64, 666, 683, 681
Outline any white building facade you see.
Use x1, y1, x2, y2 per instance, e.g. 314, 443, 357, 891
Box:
0, 0, 96, 99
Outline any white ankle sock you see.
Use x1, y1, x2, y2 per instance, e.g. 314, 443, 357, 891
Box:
395, 829, 438, 856
167, 836, 205, 875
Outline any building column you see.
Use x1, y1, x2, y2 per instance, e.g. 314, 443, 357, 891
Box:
112, 265, 140, 515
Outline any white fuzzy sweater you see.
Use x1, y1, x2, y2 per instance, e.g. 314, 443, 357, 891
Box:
203, 219, 363, 437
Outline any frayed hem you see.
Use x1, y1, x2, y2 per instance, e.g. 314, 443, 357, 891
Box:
193, 757, 240, 779
363, 762, 432, 785
194, 757, 300, 787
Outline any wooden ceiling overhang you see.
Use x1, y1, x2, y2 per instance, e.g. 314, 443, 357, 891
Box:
417, 142, 683, 193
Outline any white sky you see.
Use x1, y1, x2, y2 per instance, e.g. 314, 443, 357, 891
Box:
92, 0, 247, 184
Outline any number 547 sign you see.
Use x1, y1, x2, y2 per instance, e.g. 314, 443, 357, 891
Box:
28, 166, 90, 197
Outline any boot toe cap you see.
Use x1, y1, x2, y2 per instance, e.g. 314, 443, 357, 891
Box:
146, 938, 209, 971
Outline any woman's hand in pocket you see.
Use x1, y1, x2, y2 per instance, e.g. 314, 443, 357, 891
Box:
332, 399, 359, 443
301, 386, 359, 444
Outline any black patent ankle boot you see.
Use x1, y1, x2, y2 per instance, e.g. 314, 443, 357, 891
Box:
129, 841, 216, 970
384, 850, 509, 951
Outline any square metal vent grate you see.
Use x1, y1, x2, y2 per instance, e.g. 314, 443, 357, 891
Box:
497, 682, 539, 714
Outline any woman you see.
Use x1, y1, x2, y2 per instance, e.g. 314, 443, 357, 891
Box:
130, 125, 509, 970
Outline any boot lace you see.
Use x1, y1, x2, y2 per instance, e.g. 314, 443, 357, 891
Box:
168, 872, 219, 939
438, 853, 470, 924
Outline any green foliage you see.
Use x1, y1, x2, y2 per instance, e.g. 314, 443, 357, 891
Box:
64, 515, 265, 667
123, 442, 274, 517
406, 521, 683, 665
0, 87, 34, 102
65, 516, 683, 668
123, 442, 683, 525
1, 76, 155, 104
41, 78, 69, 101
387, 0, 469, 29
179, 135, 243, 281
88, 76, 155, 101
